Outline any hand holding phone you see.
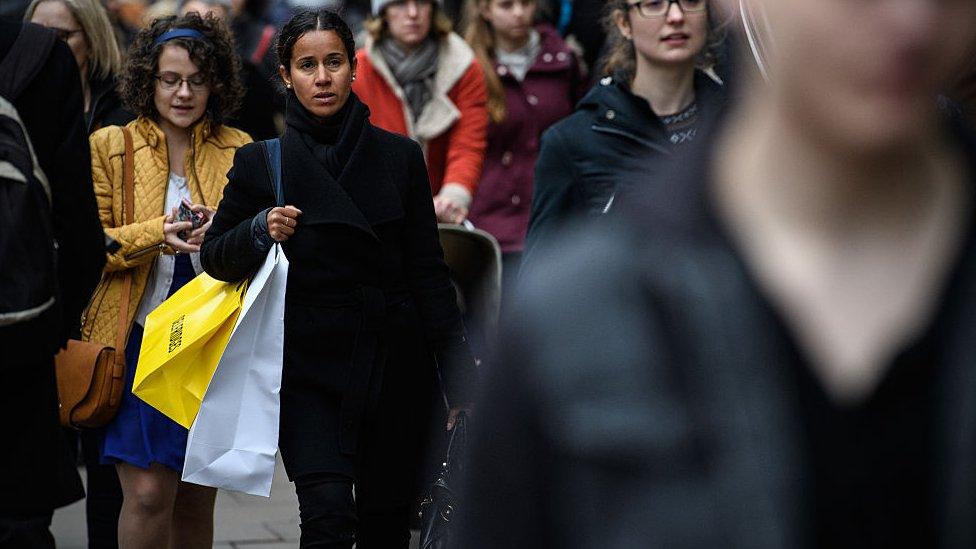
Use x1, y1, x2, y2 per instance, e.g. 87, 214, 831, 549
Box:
176, 198, 206, 240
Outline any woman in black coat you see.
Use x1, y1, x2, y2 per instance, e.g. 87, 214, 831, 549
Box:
200, 9, 475, 548
522, 0, 727, 266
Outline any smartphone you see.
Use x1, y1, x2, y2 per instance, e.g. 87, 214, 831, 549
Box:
176, 199, 206, 240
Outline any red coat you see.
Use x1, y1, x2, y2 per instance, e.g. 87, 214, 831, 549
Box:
353, 34, 488, 203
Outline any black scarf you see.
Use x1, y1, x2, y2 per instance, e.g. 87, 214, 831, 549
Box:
285, 90, 370, 180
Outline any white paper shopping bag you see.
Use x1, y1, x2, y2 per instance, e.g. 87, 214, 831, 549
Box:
182, 244, 288, 496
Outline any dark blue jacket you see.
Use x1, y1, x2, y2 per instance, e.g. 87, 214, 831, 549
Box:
523, 70, 726, 265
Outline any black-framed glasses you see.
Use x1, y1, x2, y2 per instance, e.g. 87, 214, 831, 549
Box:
155, 72, 209, 92
627, 0, 705, 18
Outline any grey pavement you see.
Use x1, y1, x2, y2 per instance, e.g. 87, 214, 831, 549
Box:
51, 457, 420, 548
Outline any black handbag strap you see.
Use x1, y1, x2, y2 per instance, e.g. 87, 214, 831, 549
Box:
444, 412, 467, 469
0, 23, 57, 100
260, 138, 284, 207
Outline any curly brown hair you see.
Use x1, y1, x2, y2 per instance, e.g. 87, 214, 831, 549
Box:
120, 13, 244, 127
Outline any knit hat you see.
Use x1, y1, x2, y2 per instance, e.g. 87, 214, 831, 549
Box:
371, 0, 440, 17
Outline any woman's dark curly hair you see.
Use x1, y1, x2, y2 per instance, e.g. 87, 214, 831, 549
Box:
120, 13, 244, 127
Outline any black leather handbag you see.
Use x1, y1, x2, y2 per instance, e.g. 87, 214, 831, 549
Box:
419, 412, 467, 549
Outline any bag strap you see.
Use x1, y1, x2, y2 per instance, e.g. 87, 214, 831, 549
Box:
0, 23, 58, 100
115, 127, 136, 360
444, 411, 467, 469
260, 138, 284, 207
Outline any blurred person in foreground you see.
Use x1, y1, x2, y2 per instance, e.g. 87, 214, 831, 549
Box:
353, 0, 489, 224
25, 0, 133, 133
521, 0, 727, 267
85, 13, 249, 548
0, 20, 105, 548
462, 0, 976, 546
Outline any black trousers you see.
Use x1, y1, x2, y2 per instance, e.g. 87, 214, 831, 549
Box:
81, 431, 122, 549
0, 512, 54, 549
288, 389, 442, 548
294, 472, 411, 548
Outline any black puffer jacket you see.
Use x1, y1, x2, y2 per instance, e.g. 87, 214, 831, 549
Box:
523, 71, 726, 265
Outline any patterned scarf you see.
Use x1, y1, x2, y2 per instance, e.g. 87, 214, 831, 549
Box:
378, 37, 439, 122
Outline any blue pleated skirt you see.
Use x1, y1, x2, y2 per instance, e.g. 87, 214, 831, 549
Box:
100, 254, 196, 472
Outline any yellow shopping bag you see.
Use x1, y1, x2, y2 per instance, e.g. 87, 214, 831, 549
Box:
133, 274, 247, 428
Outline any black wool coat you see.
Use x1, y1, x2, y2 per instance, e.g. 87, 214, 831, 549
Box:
201, 111, 476, 479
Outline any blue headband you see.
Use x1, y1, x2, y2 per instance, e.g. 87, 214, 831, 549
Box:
153, 28, 209, 47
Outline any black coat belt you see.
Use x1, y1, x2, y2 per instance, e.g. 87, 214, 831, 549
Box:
290, 284, 411, 455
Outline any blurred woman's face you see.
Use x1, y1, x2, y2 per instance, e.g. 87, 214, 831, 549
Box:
384, 0, 434, 50
481, 0, 536, 47
30, 0, 90, 76
179, 0, 228, 19
616, 0, 708, 68
154, 44, 211, 131
279, 30, 355, 119
755, 0, 976, 150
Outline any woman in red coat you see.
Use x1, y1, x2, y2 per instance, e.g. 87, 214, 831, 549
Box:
354, 0, 489, 223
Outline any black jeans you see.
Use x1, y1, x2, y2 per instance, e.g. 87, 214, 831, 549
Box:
0, 512, 54, 549
81, 431, 122, 549
294, 473, 410, 548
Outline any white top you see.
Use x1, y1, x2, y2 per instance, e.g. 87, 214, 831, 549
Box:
496, 29, 541, 83
133, 172, 203, 327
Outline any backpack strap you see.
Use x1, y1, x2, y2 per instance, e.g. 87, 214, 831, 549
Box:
249, 25, 276, 66
260, 138, 283, 207
0, 23, 58, 100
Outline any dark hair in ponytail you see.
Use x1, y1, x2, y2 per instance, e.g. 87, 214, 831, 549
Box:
275, 8, 357, 73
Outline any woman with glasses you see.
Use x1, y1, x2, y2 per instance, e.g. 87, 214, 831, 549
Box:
522, 0, 727, 265
25, 0, 133, 132
84, 13, 249, 548
353, 0, 489, 224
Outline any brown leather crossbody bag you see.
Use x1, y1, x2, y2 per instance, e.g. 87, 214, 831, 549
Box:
55, 127, 135, 429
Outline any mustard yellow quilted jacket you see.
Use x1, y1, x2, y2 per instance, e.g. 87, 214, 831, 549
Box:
81, 117, 251, 346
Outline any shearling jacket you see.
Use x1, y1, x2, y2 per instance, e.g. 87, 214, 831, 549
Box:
353, 33, 489, 209
82, 117, 250, 346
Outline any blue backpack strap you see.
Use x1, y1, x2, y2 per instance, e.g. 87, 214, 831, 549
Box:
259, 138, 283, 207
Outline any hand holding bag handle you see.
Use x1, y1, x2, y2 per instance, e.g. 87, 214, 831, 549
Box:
55, 126, 135, 428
